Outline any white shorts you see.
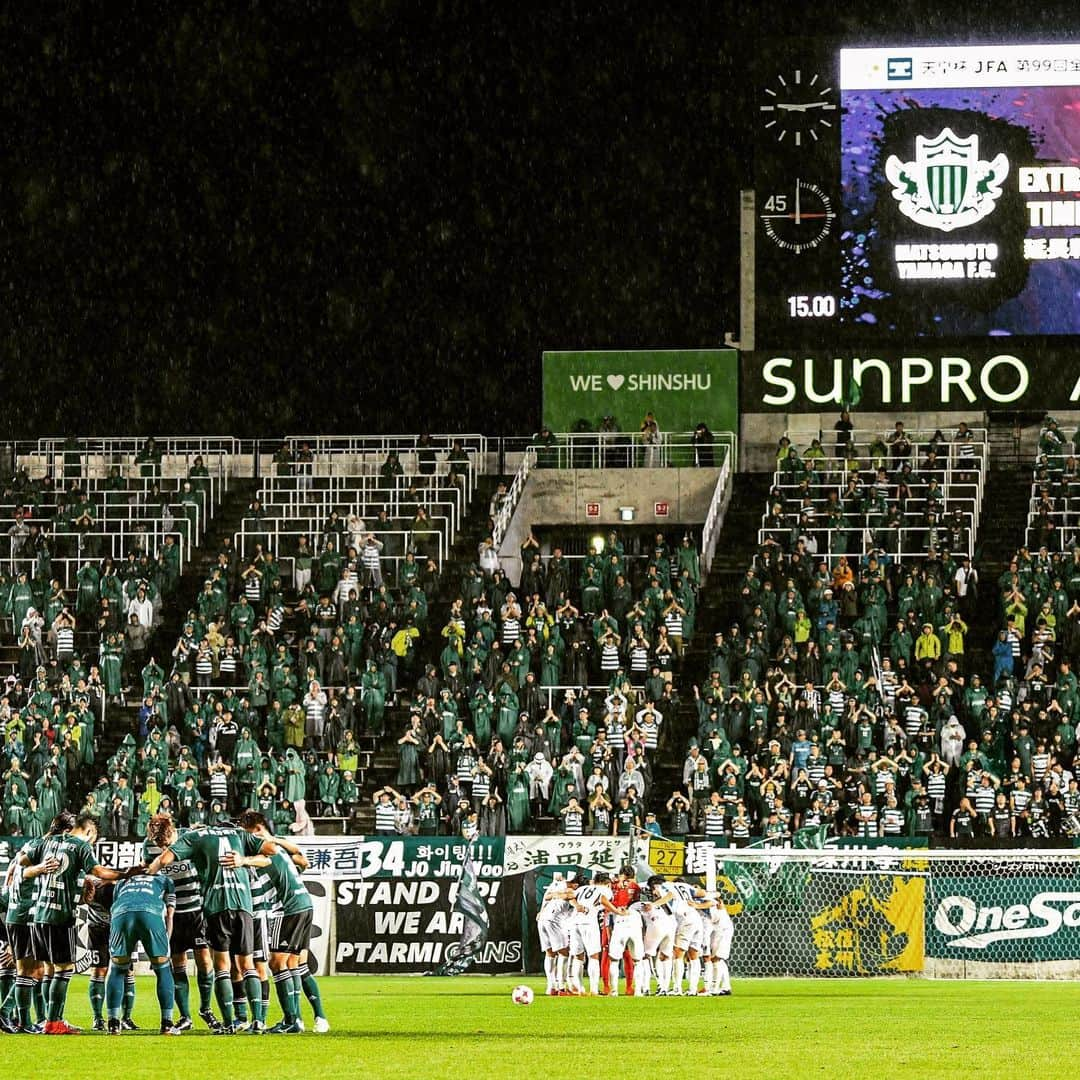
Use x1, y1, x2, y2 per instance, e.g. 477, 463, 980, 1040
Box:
674, 912, 704, 952
608, 916, 643, 960
707, 923, 733, 960
537, 917, 570, 952
569, 919, 602, 957
643, 916, 676, 957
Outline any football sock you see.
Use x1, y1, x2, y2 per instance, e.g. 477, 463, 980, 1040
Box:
635, 957, 651, 995
289, 971, 304, 1021
232, 979, 248, 1022
298, 964, 326, 1019
48, 970, 73, 1022
34, 978, 48, 1022
153, 961, 175, 1023
717, 958, 731, 992
242, 970, 261, 1024
122, 969, 136, 1019
14, 977, 34, 1027
599, 951, 611, 993
172, 966, 191, 1019
623, 953, 636, 995
105, 963, 129, 1020
261, 978, 270, 1021
273, 970, 295, 1023
688, 957, 701, 994
673, 957, 685, 991
196, 967, 214, 1012
213, 971, 235, 1027
88, 974, 106, 1020
586, 957, 600, 996
0, 970, 14, 1018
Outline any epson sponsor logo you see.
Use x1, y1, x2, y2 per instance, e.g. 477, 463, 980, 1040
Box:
934, 892, 1080, 949
757, 353, 1066, 406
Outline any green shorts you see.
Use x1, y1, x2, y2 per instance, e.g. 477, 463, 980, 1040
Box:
109, 911, 170, 961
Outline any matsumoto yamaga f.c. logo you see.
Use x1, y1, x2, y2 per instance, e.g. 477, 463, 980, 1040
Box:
884, 128, 1008, 233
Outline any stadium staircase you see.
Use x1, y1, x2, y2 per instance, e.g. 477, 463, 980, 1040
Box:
94, 478, 260, 767
966, 465, 1031, 675
350, 474, 509, 832
649, 472, 774, 814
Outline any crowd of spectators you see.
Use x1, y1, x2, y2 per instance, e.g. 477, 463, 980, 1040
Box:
8, 421, 1080, 848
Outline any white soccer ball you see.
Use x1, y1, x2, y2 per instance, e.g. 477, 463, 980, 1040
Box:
511, 984, 534, 1005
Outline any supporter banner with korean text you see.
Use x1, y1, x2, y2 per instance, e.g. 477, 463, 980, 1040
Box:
542, 349, 739, 440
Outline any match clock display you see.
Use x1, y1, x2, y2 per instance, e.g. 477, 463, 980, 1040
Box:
759, 179, 836, 253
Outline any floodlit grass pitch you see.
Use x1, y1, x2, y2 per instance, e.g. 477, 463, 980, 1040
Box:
3, 975, 1077, 1078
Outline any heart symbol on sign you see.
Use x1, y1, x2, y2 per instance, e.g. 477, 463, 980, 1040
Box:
606, 374, 625, 390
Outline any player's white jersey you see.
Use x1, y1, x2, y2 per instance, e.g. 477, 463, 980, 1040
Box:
706, 898, 734, 960
570, 883, 612, 920
669, 881, 701, 911
634, 899, 676, 956
538, 882, 573, 924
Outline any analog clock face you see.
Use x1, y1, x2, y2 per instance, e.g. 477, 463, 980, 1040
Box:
759, 179, 835, 253
759, 70, 837, 147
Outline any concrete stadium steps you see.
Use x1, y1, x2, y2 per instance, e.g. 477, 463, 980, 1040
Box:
647, 473, 773, 810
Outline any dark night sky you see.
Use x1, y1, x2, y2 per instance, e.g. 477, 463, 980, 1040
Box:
1, 1, 1076, 438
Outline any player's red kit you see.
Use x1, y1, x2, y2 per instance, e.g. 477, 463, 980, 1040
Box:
600, 878, 641, 994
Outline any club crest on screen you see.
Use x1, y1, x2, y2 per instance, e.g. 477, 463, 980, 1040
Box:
884, 127, 1009, 232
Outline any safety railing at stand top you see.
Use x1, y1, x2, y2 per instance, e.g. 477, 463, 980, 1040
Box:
814, 427, 988, 454
270, 435, 487, 502
235, 525, 444, 582
757, 522, 975, 561
493, 433, 737, 551
254, 478, 464, 537
27, 437, 237, 492
702, 437, 736, 574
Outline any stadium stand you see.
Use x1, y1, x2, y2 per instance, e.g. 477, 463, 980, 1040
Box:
6, 419, 1080, 847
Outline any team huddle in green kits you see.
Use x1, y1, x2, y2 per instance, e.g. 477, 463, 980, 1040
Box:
1, 809, 329, 1035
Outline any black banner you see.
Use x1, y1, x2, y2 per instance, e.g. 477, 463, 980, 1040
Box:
334, 876, 524, 974
742, 344, 1080, 413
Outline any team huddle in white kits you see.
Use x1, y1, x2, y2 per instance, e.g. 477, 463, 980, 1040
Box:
536, 868, 733, 998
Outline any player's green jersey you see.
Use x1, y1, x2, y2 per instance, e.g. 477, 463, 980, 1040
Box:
27, 833, 97, 925
168, 826, 264, 916
5, 849, 36, 925
111, 874, 175, 918
249, 864, 279, 916
143, 839, 202, 915
265, 848, 313, 917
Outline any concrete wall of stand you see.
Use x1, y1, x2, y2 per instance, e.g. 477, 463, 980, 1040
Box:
497, 467, 721, 582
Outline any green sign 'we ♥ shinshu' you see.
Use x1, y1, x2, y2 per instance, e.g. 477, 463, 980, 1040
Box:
541, 349, 739, 436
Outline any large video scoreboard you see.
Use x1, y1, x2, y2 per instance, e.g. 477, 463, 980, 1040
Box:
755, 42, 1080, 348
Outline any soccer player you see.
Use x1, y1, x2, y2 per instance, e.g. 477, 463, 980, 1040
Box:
634, 880, 676, 995
568, 871, 625, 996
536, 873, 574, 996
146, 818, 279, 1034
703, 893, 733, 996
104, 870, 180, 1035
243, 855, 277, 1032
82, 876, 114, 1031
145, 815, 220, 1031
4, 836, 51, 1033
605, 865, 641, 996
237, 810, 325, 1033
647, 877, 712, 996
17, 812, 128, 1034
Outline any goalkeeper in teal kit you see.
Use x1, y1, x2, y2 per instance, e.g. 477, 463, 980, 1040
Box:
106, 873, 180, 1035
